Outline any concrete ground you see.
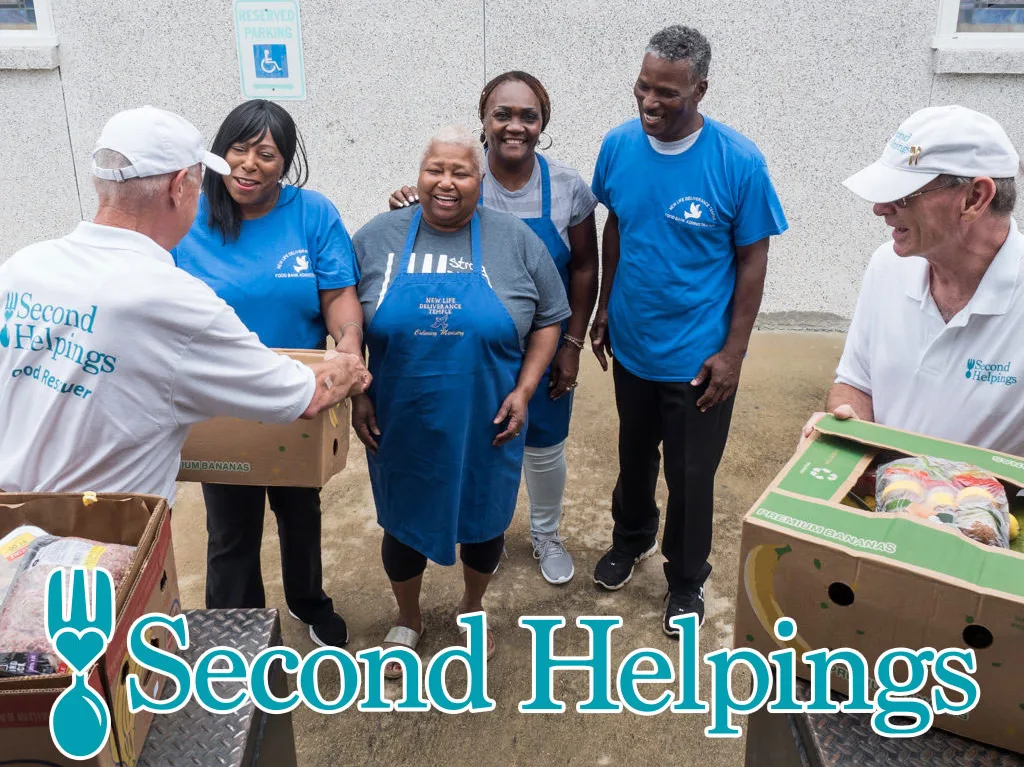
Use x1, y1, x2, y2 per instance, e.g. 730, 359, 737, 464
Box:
170, 331, 846, 767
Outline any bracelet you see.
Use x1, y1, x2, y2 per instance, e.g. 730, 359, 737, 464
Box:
340, 321, 363, 341
562, 332, 585, 350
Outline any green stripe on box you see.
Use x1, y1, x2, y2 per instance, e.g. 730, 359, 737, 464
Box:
815, 417, 1024, 486
778, 436, 866, 499
755, 491, 1024, 598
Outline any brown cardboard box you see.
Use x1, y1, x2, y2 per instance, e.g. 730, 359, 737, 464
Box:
733, 417, 1024, 753
0, 493, 180, 766
177, 348, 350, 487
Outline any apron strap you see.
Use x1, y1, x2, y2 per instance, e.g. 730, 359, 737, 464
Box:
538, 154, 552, 220
398, 206, 482, 277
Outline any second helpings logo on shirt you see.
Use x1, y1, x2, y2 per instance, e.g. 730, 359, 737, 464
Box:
275, 249, 314, 279
666, 196, 718, 229
965, 358, 1017, 386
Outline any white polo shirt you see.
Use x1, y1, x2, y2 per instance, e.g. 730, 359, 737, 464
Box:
0, 223, 316, 504
835, 218, 1024, 457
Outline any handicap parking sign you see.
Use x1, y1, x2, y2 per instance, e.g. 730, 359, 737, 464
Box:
254, 44, 288, 79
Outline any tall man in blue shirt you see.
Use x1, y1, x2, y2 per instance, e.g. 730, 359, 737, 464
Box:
590, 25, 788, 635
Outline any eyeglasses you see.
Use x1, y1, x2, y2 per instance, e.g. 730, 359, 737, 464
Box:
893, 181, 962, 208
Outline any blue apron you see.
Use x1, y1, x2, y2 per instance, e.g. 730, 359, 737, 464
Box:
365, 208, 525, 566
481, 153, 574, 448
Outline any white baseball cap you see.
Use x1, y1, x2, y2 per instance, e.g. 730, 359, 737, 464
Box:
843, 105, 1021, 203
91, 106, 231, 182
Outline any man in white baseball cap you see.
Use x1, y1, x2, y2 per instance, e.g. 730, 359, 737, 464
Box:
0, 107, 371, 536
804, 105, 1024, 457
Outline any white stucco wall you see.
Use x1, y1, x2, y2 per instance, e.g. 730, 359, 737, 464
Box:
2, 0, 1022, 326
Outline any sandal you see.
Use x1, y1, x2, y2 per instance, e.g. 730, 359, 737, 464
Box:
381, 624, 425, 680
457, 617, 495, 659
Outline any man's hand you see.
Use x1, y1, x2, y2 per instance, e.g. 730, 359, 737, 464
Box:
351, 394, 381, 453
589, 310, 612, 372
549, 345, 580, 400
692, 348, 743, 412
801, 404, 859, 439
388, 185, 418, 210
492, 387, 529, 446
302, 351, 371, 419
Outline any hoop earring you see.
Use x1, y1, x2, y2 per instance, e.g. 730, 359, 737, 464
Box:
538, 132, 553, 151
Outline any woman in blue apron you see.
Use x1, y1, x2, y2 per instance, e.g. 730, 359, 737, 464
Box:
353, 126, 569, 670
389, 72, 599, 586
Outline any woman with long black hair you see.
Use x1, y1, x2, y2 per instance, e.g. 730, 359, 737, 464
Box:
174, 100, 362, 648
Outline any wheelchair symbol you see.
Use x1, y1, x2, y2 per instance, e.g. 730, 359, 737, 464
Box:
810, 467, 838, 482
254, 44, 288, 79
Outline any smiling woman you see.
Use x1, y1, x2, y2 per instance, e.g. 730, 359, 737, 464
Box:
171, 100, 363, 650
351, 125, 571, 674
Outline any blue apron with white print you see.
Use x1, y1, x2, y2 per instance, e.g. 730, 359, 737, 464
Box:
365, 208, 525, 566
482, 153, 574, 448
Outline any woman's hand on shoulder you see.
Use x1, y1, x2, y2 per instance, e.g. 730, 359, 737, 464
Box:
388, 186, 419, 210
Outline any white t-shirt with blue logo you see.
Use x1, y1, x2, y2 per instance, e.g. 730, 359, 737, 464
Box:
592, 117, 788, 381
0, 223, 315, 504
835, 220, 1024, 457
174, 186, 358, 349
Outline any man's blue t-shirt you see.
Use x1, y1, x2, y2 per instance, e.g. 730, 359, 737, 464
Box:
592, 117, 788, 381
174, 186, 358, 350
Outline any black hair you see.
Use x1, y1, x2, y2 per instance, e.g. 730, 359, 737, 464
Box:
203, 100, 309, 242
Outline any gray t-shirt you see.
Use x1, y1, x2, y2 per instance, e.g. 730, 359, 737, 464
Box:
353, 206, 571, 349
481, 154, 599, 248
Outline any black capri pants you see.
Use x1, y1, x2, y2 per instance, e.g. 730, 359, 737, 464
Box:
381, 531, 504, 582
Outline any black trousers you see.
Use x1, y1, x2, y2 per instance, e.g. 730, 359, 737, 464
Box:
203, 483, 334, 624
611, 360, 735, 591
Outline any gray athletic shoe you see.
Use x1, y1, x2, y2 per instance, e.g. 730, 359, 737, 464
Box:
532, 531, 574, 585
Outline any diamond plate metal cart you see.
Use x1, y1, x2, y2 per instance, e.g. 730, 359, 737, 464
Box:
136, 609, 297, 767
746, 679, 1024, 766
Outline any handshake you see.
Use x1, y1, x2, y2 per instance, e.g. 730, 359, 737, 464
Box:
301, 350, 372, 419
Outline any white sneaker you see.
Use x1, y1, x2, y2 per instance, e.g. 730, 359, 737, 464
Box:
532, 531, 574, 585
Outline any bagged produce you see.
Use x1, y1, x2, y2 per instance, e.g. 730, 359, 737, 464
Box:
0, 525, 47, 604
875, 456, 1011, 547
0, 535, 135, 670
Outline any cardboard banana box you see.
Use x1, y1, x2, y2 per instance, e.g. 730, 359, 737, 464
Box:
733, 416, 1024, 753
177, 348, 350, 488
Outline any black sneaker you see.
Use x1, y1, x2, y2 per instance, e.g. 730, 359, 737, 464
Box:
593, 541, 658, 590
663, 586, 705, 637
290, 609, 349, 647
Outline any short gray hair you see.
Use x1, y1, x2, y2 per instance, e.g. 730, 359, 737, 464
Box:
646, 25, 712, 80
421, 125, 485, 176
938, 173, 1016, 216
93, 149, 200, 207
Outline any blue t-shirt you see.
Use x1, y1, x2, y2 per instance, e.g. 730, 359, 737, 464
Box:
173, 186, 358, 349
592, 117, 788, 381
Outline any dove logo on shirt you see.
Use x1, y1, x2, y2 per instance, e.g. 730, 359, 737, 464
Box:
667, 196, 718, 229
275, 249, 315, 279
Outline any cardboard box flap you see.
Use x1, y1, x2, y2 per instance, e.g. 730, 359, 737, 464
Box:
0, 495, 156, 545
814, 416, 1024, 487
777, 435, 873, 501
754, 490, 1024, 598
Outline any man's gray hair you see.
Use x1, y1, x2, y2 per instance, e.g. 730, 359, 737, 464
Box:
93, 149, 200, 207
938, 173, 1017, 216
421, 125, 485, 176
646, 25, 712, 80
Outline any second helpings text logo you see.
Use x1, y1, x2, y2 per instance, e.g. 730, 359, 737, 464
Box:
965, 358, 1017, 386
44, 567, 982, 760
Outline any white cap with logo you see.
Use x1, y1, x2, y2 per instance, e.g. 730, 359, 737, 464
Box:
843, 105, 1021, 203
91, 106, 231, 182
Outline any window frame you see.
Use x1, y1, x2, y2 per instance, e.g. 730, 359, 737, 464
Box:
0, 0, 56, 49
933, 0, 1024, 50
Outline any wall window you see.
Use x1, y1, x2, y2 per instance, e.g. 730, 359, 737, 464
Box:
935, 0, 1024, 48
0, 1, 36, 31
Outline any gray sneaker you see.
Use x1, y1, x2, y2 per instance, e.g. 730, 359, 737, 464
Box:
532, 531, 574, 585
